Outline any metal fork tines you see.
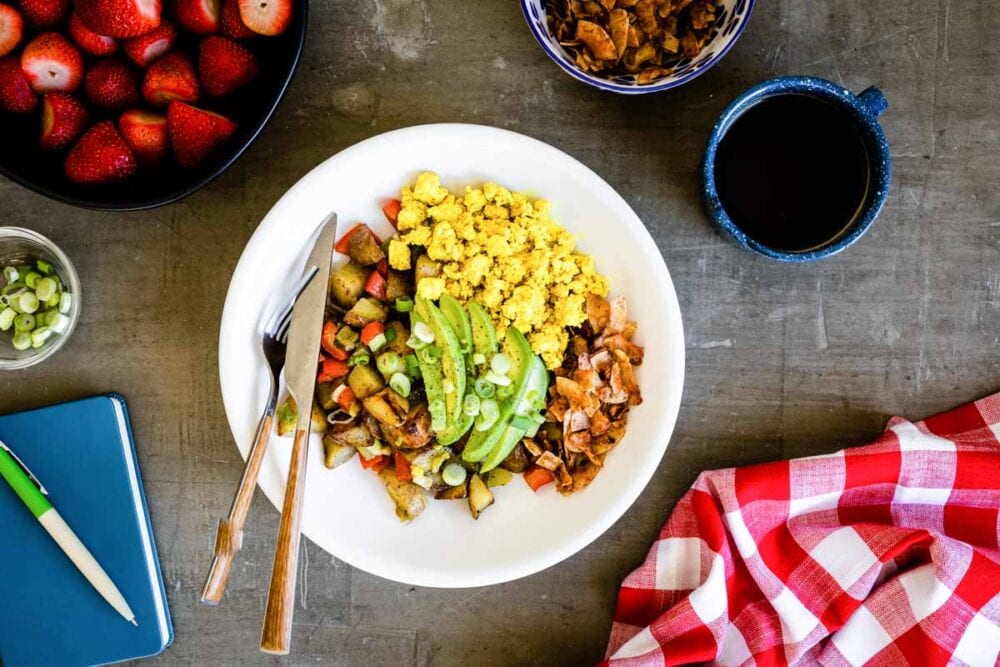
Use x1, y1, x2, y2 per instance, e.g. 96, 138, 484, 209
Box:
201, 265, 319, 605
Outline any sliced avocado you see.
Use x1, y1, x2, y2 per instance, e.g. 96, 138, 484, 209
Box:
439, 294, 472, 355
436, 409, 473, 446
410, 309, 444, 422
480, 357, 549, 472
415, 297, 466, 432
479, 424, 526, 473
467, 300, 498, 359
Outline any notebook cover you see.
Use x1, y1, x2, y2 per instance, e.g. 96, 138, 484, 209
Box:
0, 394, 173, 667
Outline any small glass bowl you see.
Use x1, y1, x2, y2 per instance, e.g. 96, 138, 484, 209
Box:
0, 228, 82, 370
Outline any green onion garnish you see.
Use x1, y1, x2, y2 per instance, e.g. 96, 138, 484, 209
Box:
348, 351, 371, 366
384, 326, 397, 343
442, 462, 467, 487
389, 372, 411, 397
404, 353, 420, 377
24, 271, 40, 289
490, 353, 511, 375
376, 351, 406, 377
463, 394, 481, 416
475, 399, 500, 431
484, 370, 511, 387
11, 331, 31, 351
35, 259, 54, 275
2, 266, 18, 283
13, 313, 35, 332
395, 297, 414, 312
474, 378, 495, 398
511, 415, 534, 432
0, 308, 14, 332
18, 292, 39, 314
368, 332, 387, 353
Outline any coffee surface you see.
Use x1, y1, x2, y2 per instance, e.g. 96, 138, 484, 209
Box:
714, 94, 871, 252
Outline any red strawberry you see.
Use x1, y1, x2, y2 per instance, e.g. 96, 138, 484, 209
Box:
68, 12, 118, 56
122, 20, 174, 66
85, 58, 139, 109
17, 0, 68, 28
0, 4, 23, 57
219, 0, 251, 39
0, 55, 35, 111
65, 121, 137, 183
39, 93, 88, 150
198, 35, 256, 96
142, 51, 197, 105
174, 0, 219, 34
76, 0, 160, 38
237, 0, 288, 36
118, 109, 167, 164
166, 100, 235, 168
21, 33, 83, 93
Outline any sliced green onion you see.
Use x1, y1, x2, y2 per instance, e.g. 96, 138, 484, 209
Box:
0, 307, 14, 331
30, 326, 52, 348
472, 353, 486, 366
3, 266, 18, 283
384, 326, 397, 343
46, 292, 60, 309
34, 277, 57, 301
12, 331, 31, 351
406, 335, 427, 350
376, 351, 406, 377
496, 384, 514, 400
389, 372, 411, 397
474, 378, 495, 398
395, 297, 414, 312
18, 292, 39, 314
413, 321, 435, 343
24, 271, 40, 289
511, 414, 535, 432
428, 399, 447, 431
368, 332, 387, 353
463, 393, 481, 416
442, 462, 467, 487
490, 353, 511, 375
59, 293, 72, 314
484, 370, 511, 387
2, 282, 24, 296
348, 351, 370, 366
404, 353, 420, 376
13, 313, 35, 332
42, 309, 58, 326
35, 259, 53, 275
49, 313, 70, 334
475, 399, 500, 431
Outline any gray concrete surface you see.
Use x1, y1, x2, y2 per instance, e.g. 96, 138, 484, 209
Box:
1, 0, 998, 664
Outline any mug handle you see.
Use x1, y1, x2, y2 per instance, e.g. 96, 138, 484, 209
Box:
857, 86, 888, 117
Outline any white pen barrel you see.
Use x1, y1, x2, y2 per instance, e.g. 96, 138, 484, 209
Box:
38, 508, 136, 624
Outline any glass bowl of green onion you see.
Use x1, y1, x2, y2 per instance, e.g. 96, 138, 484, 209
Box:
0, 228, 81, 370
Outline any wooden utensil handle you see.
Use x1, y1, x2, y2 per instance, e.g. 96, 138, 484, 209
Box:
260, 427, 310, 655
201, 413, 273, 606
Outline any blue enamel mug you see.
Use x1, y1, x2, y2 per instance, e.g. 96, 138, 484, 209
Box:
702, 76, 891, 262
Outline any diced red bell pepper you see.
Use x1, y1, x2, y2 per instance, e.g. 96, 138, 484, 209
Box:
364, 270, 386, 299
335, 385, 356, 411
382, 198, 402, 228
317, 357, 349, 383
523, 466, 554, 492
335, 223, 381, 255
328, 344, 349, 360
360, 454, 389, 472
360, 321, 385, 345
321, 321, 339, 356
376, 257, 389, 277
394, 451, 412, 481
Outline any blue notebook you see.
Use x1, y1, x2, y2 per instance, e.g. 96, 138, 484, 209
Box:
0, 394, 173, 667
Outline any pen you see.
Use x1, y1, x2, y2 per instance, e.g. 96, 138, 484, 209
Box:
0, 439, 138, 626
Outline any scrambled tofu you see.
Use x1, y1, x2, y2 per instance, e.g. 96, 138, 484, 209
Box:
390, 172, 609, 369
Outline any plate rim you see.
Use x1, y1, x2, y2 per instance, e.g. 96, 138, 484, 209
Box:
218, 122, 686, 587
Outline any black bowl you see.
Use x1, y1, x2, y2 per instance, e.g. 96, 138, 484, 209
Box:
0, 4, 307, 211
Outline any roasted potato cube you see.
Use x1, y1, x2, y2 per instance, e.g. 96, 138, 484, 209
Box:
348, 364, 385, 399
322, 434, 357, 469
467, 473, 494, 519
330, 262, 368, 309
362, 388, 408, 426
315, 381, 341, 411
435, 480, 468, 500
384, 320, 410, 355
343, 297, 388, 327
379, 468, 427, 523
485, 468, 513, 487
384, 270, 411, 302
499, 442, 530, 473
348, 228, 385, 266
414, 254, 441, 280
326, 421, 375, 449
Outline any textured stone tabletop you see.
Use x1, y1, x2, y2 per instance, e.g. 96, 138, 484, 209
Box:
1, 0, 998, 664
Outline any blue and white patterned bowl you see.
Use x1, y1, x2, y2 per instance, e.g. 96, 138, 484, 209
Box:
520, 0, 755, 94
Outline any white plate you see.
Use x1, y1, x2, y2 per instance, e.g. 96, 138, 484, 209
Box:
219, 124, 685, 588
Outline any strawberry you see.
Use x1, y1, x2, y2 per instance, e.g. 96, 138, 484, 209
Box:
65, 121, 137, 183
166, 100, 235, 168
122, 20, 174, 66
76, 0, 161, 38
39, 93, 88, 150
219, 0, 251, 39
85, 58, 139, 109
0, 55, 35, 111
0, 4, 23, 58
142, 50, 197, 105
198, 35, 256, 96
21, 33, 83, 93
173, 0, 219, 34
68, 12, 118, 56
237, 0, 289, 36
118, 109, 167, 164
17, 0, 68, 28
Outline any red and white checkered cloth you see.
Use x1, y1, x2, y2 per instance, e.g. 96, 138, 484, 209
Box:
604, 393, 1000, 666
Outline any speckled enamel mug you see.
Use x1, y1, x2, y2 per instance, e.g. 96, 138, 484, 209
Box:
702, 76, 891, 262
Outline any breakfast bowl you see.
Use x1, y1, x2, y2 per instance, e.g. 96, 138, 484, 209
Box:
520, 0, 754, 94
0, 5, 307, 211
0, 227, 81, 370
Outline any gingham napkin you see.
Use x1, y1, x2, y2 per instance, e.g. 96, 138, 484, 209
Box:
604, 393, 1000, 666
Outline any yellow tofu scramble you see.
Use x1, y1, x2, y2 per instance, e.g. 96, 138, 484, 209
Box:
387, 172, 609, 369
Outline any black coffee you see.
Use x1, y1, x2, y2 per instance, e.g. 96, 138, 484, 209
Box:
713, 94, 870, 252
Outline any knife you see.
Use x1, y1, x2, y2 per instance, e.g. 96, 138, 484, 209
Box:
260, 212, 338, 655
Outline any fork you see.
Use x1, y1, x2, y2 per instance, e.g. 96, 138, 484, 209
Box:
201, 266, 319, 606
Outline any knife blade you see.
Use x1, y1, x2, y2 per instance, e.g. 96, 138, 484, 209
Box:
284, 213, 339, 428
